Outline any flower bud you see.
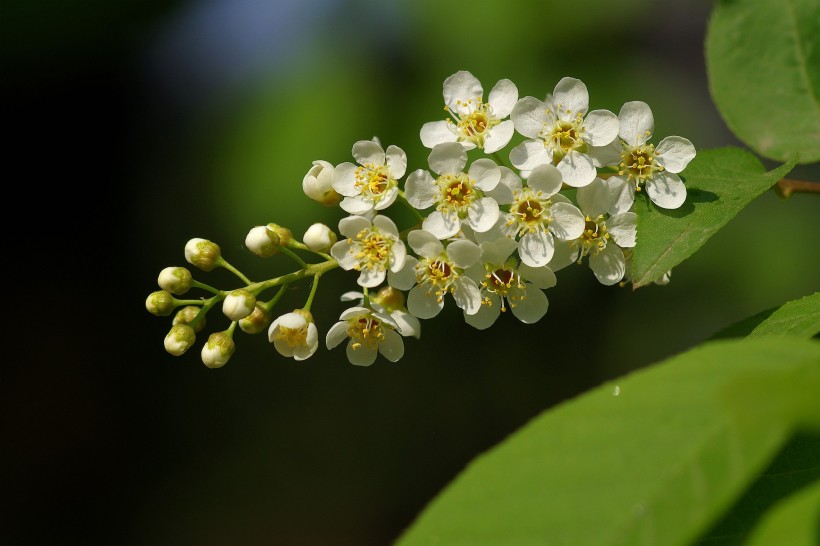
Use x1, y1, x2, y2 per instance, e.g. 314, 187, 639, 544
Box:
245, 225, 280, 257
201, 331, 235, 368
164, 324, 196, 356
158, 266, 193, 295
146, 290, 176, 316
222, 289, 256, 321
184, 238, 221, 272
371, 286, 406, 312
303, 160, 342, 206
267, 223, 293, 248
173, 305, 206, 333
239, 303, 272, 334
303, 223, 336, 253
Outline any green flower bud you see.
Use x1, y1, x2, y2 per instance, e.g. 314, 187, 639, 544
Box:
185, 238, 221, 271
201, 331, 235, 368
146, 290, 176, 316
245, 225, 280, 257
371, 286, 406, 312
303, 223, 337, 253
158, 266, 193, 295
266, 223, 293, 248
239, 303, 272, 334
223, 289, 256, 321
164, 324, 196, 356
173, 305, 206, 333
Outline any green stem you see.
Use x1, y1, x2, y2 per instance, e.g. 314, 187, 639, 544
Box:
278, 245, 308, 268
303, 273, 322, 311
191, 280, 222, 295
362, 287, 370, 308
287, 240, 333, 261
492, 151, 511, 169
774, 178, 820, 198
248, 259, 340, 295
258, 284, 289, 313
216, 257, 253, 285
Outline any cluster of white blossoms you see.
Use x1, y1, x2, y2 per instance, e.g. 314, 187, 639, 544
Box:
146, 71, 695, 368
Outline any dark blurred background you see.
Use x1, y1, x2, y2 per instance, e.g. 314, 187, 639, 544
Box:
3, 1, 818, 544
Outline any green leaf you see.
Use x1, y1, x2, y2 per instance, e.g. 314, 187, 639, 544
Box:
631, 147, 796, 288
710, 292, 820, 341
705, 0, 820, 163
395, 339, 820, 546
742, 479, 820, 546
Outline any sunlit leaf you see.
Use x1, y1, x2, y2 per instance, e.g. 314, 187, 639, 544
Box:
705, 0, 820, 163
710, 292, 820, 341
631, 147, 796, 288
742, 479, 820, 546
396, 338, 820, 546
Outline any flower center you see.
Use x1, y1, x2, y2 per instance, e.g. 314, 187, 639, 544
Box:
541, 112, 587, 161
619, 143, 662, 184
347, 316, 384, 351
355, 164, 395, 201
274, 324, 308, 348
446, 99, 500, 148
416, 257, 458, 303
576, 216, 610, 258
352, 228, 391, 271
437, 173, 476, 214
506, 189, 552, 236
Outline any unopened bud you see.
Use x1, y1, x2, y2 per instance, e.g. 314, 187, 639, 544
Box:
164, 324, 196, 356
303, 223, 336, 253
267, 224, 293, 247
201, 331, 235, 368
239, 303, 272, 334
184, 238, 221, 271
173, 305, 206, 333
302, 160, 342, 206
158, 266, 193, 295
372, 286, 406, 312
222, 289, 256, 321
146, 290, 176, 316
245, 225, 280, 257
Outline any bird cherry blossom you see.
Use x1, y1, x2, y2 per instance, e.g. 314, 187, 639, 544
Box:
325, 306, 404, 366
332, 138, 407, 215
330, 215, 407, 288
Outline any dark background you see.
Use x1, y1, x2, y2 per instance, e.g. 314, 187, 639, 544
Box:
3, 1, 818, 544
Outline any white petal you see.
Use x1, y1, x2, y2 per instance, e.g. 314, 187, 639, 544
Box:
272, 335, 295, 357
589, 244, 626, 285
347, 340, 377, 366
340, 291, 364, 303
576, 177, 612, 218
519, 230, 554, 267
407, 230, 443, 258
352, 139, 385, 166
467, 198, 500, 233
453, 278, 482, 315
587, 139, 623, 168
332, 162, 358, 195
655, 136, 696, 173
388, 241, 407, 272
550, 202, 586, 240
404, 169, 437, 209
385, 145, 408, 179
446, 239, 481, 268
339, 196, 374, 215
443, 71, 483, 114
483, 120, 515, 153
487, 79, 518, 117
479, 237, 518, 265
391, 310, 421, 339
618, 101, 653, 146
553, 77, 589, 119
423, 210, 461, 239
464, 295, 501, 330
606, 176, 636, 215
509, 140, 551, 175
548, 240, 578, 272
428, 142, 467, 175
330, 241, 358, 270
510, 285, 548, 324
527, 163, 563, 196
518, 263, 557, 289
340, 306, 369, 320
608, 212, 637, 248
646, 172, 687, 209
408, 285, 444, 319
511, 97, 550, 138
293, 324, 319, 361
372, 214, 399, 237
469, 158, 501, 191
583, 109, 619, 146
378, 329, 405, 362
387, 256, 418, 290
338, 215, 372, 238
358, 267, 386, 288
420, 120, 457, 149
374, 187, 398, 211
557, 150, 596, 187
277, 312, 306, 329
326, 321, 349, 349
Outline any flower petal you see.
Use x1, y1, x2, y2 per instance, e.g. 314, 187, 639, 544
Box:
378, 329, 405, 362
557, 150, 596, 187
583, 109, 619, 146
338, 215, 372, 238
408, 285, 444, 319
618, 101, 654, 146
518, 263, 556, 289
385, 145, 408, 179
606, 176, 636, 215
519, 230, 554, 267
484, 166, 519, 204
347, 340, 377, 366
587, 139, 622, 168
423, 210, 461, 239
443, 71, 483, 115
607, 212, 637, 248
488, 79, 518, 117
483, 120, 515, 153
404, 169, 437, 209
576, 177, 612, 218
340, 196, 374, 215
331, 162, 359, 195
330, 240, 358, 270
420, 120, 457, 149
428, 142, 467, 175
553, 77, 589, 119
352, 139, 385, 166
469, 158, 501, 191
511, 96, 550, 139
464, 295, 501, 330
446, 239, 481, 268
387, 256, 418, 290
646, 172, 687, 209
407, 230, 442, 258
527, 163, 563, 196
372, 214, 399, 237
391, 310, 421, 339
589, 244, 626, 285
326, 321, 349, 349
358, 267, 386, 288
479, 237, 518, 265
509, 140, 551, 176
548, 240, 578, 272
655, 136, 696, 173
467, 197, 500, 233
510, 285, 548, 324
550, 202, 586, 240
388, 241, 407, 272
453, 278, 481, 315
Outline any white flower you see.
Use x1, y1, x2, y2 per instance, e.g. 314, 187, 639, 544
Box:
341, 287, 421, 339
268, 310, 319, 361
608, 101, 696, 211
500, 163, 585, 267
465, 237, 556, 330
420, 70, 518, 153
330, 215, 407, 288
510, 77, 619, 185
564, 177, 638, 285
326, 306, 404, 366
405, 142, 501, 239
302, 160, 342, 206
332, 139, 407, 215
390, 229, 483, 319
303, 223, 337, 253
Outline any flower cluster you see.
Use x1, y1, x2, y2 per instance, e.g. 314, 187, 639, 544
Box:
146, 71, 695, 368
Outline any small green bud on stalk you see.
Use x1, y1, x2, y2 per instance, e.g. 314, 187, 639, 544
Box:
173, 305, 206, 333
245, 225, 281, 257
158, 266, 193, 295
201, 331, 235, 368
372, 286, 406, 312
266, 224, 293, 247
239, 303, 272, 334
164, 324, 196, 356
184, 238, 221, 271
223, 289, 256, 321
146, 290, 176, 316
303, 223, 337, 253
